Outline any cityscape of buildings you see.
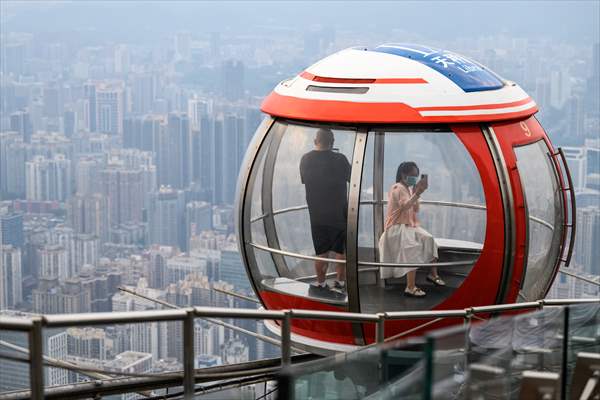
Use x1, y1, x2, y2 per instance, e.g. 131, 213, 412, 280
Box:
0, 1, 598, 395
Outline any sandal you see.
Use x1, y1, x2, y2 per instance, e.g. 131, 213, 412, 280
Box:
404, 286, 426, 297
427, 275, 446, 286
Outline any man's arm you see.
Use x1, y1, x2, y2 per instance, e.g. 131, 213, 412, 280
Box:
343, 155, 351, 182
299, 154, 306, 184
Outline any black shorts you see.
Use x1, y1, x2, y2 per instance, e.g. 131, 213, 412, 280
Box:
310, 224, 346, 255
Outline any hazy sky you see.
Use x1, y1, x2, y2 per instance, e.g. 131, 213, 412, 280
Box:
2, 1, 599, 44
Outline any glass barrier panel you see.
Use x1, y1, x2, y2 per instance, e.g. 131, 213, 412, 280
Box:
427, 325, 469, 400
566, 303, 600, 398
0, 329, 31, 393
281, 337, 428, 400
510, 307, 565, 398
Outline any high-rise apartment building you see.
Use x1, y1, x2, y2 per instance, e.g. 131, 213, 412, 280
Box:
148, 186, 186, 250
221, 60, 245, 101
562, 147, 588, 191
66, 327, 108, 360
63, 109, 76, 137
0, 245, 23, 309
69, 194, 110, 243
74, 156, 104, 195
38, 244, 69, 281
185, 201, 212, 249
25, 154, 72, 202
96, 82, 125, 135
83, 82, 97, 132
0, 212, 24, 249
100, 166, 144, 227
9, 110, 33, 143
575, 206, 600, 276
156, 113, 191, 189
33, 276, 93, 314
131, 74, 155, 114
43, 85, 61, 118
114, 44, 130, 75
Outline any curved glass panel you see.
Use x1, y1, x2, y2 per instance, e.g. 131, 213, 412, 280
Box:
245, 126, 279, 282
244, 120, 355, 304
272, 122, 355, 279
359, 130, 486, 313
515, 140, 563, 301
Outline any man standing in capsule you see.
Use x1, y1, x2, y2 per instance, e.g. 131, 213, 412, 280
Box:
300, 128, 350, 292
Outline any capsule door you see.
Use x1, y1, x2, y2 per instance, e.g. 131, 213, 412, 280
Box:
489, 117, 568, 302
240, 119, 360, 345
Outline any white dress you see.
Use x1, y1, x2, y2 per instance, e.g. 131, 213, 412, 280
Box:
378, 225, 438, 279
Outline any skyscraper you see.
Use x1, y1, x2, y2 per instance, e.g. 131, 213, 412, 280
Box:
148, 186, 186, 250
69, 194, 110, 243
0, 245, 23, 309
159, 112, 191, 189
75, 156, 103, 196
114, 44, 130, 75
83, 83, 97, 132
1, 42, 26, 76
575, 206, 600, 276
9, 110, 33, 143
221, 60, 245, 101
131, 74, 155, 114
185, 201, 213, 248
25, 154, 72, 202
73, 234, 99, 273
212, 117, 224, 204
219, 243, 251, 291
148, 245, 177, 289
174, 32, 191, 60
197, 115, 215, 200
123, 116, 142, 149
4, 139, 27, 198
43, 85, 61, 118
140, 114, 163, 153
38, 244, 69, 281
187, 97, 209, 130
223, 114, 246, 204
96, 82, 125, 135
0, 132, 26, 198
0, 212, 24, 249
66, 327, 108, 360
63, 109, 76, 137
562, 147, 588, 191
32, 277, 92, 314
100, 165, 144, 227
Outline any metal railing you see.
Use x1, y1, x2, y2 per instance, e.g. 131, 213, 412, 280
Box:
0, 298, 598, 400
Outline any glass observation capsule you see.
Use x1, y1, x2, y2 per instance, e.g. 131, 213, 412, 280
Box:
236, 44, 574, 352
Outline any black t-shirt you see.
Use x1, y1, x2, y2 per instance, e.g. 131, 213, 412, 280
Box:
299, 150, 351, 229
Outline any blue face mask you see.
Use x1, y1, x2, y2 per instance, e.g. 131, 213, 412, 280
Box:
405, 176, 418, 186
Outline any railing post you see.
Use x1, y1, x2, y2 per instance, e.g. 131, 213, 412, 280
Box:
281, 310, 292, 367
29, 316, 44, 400
183, 309, 195, 399
376, 313, 385, 344
560, 306, 570, 400
464, 308, 473, 327
464, 308, 473, 378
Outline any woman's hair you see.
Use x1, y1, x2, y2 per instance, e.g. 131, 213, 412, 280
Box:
396, 161, 420, 183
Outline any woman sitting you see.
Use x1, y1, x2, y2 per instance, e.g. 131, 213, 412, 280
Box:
378, 161, 445, 297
